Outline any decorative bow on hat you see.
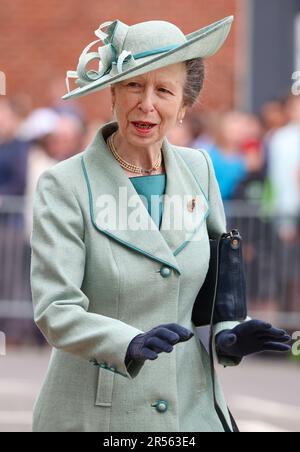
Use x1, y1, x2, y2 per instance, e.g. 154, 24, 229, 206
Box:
65, 20, 181, 94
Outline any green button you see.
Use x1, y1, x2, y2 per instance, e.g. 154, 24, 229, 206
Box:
154, 400, 168, 413
160, 266, 172, 278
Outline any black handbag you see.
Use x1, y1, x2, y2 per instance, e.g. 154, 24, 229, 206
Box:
192, 229, 247, 327
178, 150, 248, 327
192, 229, 248, 433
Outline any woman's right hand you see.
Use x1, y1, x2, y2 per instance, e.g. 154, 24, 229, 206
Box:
125, 323, 194, 365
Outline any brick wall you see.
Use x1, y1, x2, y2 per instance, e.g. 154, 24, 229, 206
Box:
0, 0, 237, 120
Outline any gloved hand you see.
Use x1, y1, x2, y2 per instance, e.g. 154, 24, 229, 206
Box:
215, 319, 291, 359
125, 323, 194, 366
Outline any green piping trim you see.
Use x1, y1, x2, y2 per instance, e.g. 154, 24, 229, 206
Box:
111, 43, 117, 63
173, 207, 210, 256
107, 45, 181, 73
133, 44, 180, 59
173, 150, 211, 256
80, 156, 181, 275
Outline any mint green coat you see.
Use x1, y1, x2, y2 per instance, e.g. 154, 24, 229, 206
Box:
30, 121, 240, 432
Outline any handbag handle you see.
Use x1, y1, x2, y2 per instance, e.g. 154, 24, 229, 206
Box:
208, 233, 240, 432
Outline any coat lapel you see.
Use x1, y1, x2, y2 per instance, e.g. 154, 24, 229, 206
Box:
81, 121, 210, 275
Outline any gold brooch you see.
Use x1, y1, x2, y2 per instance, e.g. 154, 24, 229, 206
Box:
187, 198, 196, 212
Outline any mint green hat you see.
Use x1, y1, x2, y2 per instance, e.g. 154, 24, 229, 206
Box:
62, 16, 234, 100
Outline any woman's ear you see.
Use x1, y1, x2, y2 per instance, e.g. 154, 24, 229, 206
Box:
178, 104, 188, 122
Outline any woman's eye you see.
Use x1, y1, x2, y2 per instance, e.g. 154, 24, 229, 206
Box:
159, 88, 172, 94
128, 82, 140, 87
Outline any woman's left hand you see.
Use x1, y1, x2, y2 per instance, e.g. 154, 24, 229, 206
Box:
215, 319, 292, 359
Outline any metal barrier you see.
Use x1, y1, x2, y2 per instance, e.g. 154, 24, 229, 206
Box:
0, 195, 32, 320
0, 196, 299, 340
225, 201, 300, 329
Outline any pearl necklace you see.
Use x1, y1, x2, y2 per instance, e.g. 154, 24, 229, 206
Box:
107, 131, 162, 175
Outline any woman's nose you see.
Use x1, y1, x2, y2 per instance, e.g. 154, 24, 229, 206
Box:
138, 90, 155, 112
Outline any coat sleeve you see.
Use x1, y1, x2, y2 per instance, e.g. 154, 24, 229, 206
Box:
30, 169, 145, 380
200, 150, 247, 367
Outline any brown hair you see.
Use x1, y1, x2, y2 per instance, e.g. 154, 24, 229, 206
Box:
183, 58, 205, 107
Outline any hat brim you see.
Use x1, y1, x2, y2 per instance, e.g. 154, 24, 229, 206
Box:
62, 15, 233, 101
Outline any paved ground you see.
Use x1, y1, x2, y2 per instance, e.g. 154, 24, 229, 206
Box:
218, 355, 300, 432
0, 346, 299, 432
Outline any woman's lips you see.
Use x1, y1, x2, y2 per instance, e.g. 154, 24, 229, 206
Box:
131, 122, 157, 135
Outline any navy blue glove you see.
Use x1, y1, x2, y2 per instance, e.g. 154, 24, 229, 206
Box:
216, 319, 291, 359
125, 323, 194, 365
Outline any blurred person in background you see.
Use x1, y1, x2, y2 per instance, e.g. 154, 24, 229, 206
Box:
20, 110, 86, 234
268, 94, 300, 312
0, 104, 86, 346
47, 77, 86, 125
268, 94, 300, 243
0, 107, 61, 345
231, 112, 277, 313
19, 108, 62, 245
189, 110, 219, 150
205, 111, 261, 201
44, 113, 86, 161
259, 98, 289, 189
260, 98, 288, 140
231, 112, 265, 201
0, 98, 31, 343
204, 112, 265, 309
246, 99, 290, 313
0, 98, 29, 196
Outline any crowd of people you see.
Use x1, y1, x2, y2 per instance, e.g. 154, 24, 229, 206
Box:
0, 87, 300, 345
169, 96, 300, 244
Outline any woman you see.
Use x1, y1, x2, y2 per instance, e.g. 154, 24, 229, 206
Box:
30, 17, 291, 432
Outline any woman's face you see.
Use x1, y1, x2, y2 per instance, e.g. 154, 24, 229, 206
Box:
110, 62, 188, 147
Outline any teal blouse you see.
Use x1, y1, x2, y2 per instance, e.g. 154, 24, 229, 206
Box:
129, 174, 166, 229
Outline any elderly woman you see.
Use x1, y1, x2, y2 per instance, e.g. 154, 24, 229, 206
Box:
30, 17, 291, 432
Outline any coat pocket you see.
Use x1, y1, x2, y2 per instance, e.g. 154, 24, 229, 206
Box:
95, 366, 115, 407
